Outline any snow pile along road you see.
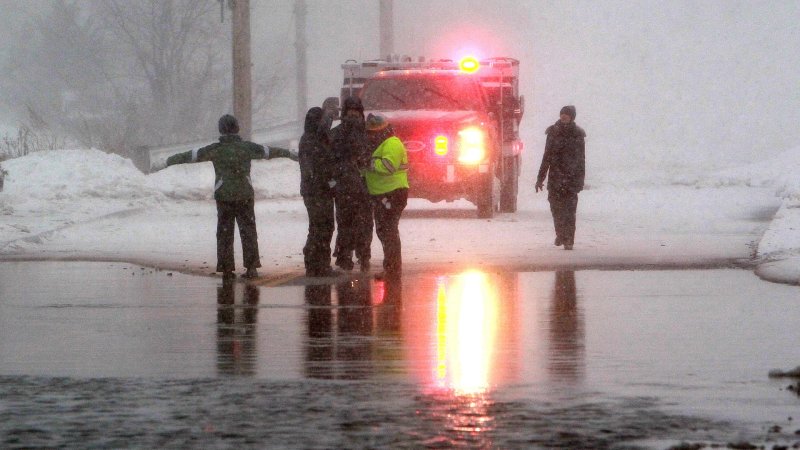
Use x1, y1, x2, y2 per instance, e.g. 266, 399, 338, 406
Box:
713, 146, 800, 285
661, 145, 800, 285
0, 149, 303, 245
2, 149, 162, 203
673, 146, 800, 197
0, 149, 164, 244
147, 158, 300, 201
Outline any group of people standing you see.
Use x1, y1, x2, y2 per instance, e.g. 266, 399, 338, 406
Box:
163, 102, 582, 280
300, 96, 409, 278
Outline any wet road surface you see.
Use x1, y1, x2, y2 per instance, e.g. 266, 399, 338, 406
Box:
1, 262, 799, 448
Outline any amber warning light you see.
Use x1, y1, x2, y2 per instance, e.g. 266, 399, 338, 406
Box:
459, 56, 480, 73
434, 135, 449, 156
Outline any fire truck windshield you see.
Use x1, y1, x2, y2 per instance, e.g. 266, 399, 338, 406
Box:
361, 75, 484, 111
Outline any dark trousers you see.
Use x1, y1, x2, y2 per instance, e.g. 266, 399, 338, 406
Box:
334, 189, 373, 265
372, 188, 408, 273
216, 199, 260, 272
303, 195, 335, 273
548, 191, 579, 245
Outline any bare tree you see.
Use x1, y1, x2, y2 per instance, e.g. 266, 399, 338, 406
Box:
0, 126, 66, 160
2, 0, 287, 158
97, 0, 230, 145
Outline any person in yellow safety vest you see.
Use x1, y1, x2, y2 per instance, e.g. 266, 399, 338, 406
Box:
364, 113, 409, 277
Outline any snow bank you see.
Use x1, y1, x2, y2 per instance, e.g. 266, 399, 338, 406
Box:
670, 146, 800, 199
0, 148, 302, 205
586, 145, 800, 287
754, 201, 800, 285
0, 148, 301, 245
585, 145, 800, 202
707, 146, 800, 286
147, 158, 300, 201
2, 149, 162, 203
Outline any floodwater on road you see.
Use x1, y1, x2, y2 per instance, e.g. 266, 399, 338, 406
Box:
1, 261, 799, 449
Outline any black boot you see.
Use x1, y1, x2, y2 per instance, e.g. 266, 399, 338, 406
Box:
242, 267, 259, 278
335, 257, 354, 271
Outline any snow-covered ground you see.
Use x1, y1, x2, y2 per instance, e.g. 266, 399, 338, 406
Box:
0, 147, 798, 285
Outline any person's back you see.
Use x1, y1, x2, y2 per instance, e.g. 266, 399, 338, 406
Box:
329, 129, 366, 194
299, 107, 335, 198
193, 135, 266, 202
164, 114, 297, 278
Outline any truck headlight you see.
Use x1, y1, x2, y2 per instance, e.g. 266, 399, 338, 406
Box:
457, 126, 486, 164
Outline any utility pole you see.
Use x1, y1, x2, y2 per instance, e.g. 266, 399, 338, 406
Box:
379, 0, 394, 60
295, 0, 307, 123
231, 0, 252, 140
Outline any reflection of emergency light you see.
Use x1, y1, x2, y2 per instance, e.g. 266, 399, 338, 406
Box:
372, 279, 386, 305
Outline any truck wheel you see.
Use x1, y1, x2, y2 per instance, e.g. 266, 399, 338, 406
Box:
499, 155, 520, 213
476, 172, 500, 219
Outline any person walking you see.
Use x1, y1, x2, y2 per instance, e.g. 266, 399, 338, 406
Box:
165, 114, 297, 278
535, 105, 586, 250
363, 113, 409, 277
330, 96, 373, 271
299, 106, 338, 277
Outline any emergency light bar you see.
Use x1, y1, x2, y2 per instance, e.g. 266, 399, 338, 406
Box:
342, 56, 519, 82
459, 56, 480, 73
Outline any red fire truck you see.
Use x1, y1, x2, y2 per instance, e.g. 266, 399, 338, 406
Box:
333, 56, 524, 218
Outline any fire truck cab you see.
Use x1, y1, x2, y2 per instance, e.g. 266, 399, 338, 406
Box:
334, 56, 524, 218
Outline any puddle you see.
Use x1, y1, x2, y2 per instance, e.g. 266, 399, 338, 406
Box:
1, 261, 799, 448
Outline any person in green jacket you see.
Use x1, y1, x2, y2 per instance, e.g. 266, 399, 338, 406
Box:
364, 113, 409, 277
165, 114, 297, 279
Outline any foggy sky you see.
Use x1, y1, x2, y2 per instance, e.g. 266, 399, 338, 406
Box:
301, 0, 800, 175
2, 0, 799, 176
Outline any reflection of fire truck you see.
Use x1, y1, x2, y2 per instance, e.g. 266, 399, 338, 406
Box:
334, 56, 524, 218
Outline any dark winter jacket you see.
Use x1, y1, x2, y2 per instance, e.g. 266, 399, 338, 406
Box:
330, 96, 370, 194
299, 107, 336, 197
537, 120, 586, 194
166, 135, 294, 202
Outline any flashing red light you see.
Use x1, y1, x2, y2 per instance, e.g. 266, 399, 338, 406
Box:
459, 56, 480, 73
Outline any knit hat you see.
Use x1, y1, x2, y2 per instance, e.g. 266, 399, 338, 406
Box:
342, 96, 364, 116
304, 107, 323, 134
559, 105, 576, 121
365, 113, 389, 131
218, 114, 239, 135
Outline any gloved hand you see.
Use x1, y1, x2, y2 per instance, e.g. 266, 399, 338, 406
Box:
535, 182, 543, 193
